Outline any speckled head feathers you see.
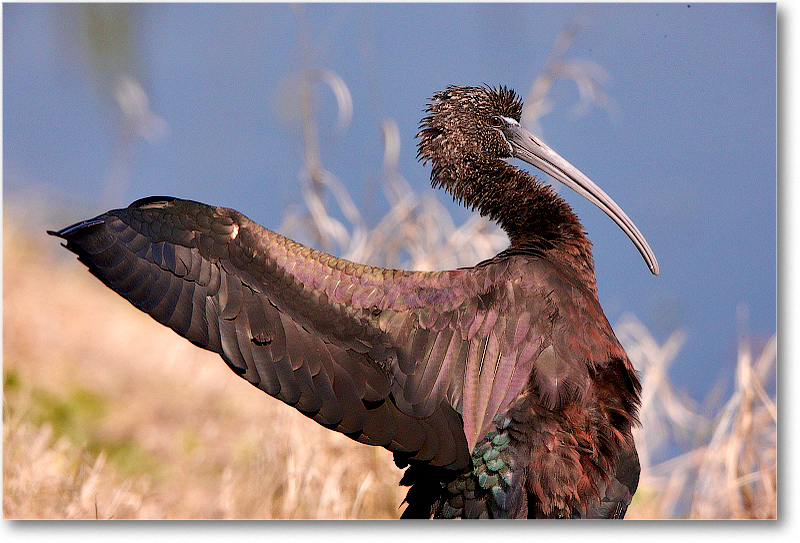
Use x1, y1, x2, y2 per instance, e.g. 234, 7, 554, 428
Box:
416, 86, 524, 198
417, 86, 522, 163
415, 86, 525, 207
423, 85, 523, 126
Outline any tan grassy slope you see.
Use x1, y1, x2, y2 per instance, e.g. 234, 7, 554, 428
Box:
3, 217, 404, 519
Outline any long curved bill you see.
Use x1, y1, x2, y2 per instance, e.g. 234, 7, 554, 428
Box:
500, 118, 659, 276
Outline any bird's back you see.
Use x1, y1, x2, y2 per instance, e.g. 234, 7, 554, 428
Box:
396, 253, 641, 519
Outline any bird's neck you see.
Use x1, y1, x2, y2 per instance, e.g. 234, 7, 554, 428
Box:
445, 161, 597, 280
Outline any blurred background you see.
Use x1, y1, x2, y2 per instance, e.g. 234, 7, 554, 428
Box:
3, 3, 776, 519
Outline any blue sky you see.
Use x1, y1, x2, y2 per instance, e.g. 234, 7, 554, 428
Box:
3, 3, 776, 403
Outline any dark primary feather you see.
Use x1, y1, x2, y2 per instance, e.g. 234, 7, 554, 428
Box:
50, 85, 643, 519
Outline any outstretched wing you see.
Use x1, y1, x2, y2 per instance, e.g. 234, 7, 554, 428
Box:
50, 197, 565, 467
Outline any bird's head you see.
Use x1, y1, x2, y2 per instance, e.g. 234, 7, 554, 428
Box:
417, 85, 659, 276
417, 85, 522, 188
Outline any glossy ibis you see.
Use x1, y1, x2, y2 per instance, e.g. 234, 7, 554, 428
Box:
50, 85, 657, 518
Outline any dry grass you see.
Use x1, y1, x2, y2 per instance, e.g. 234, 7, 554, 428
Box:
618, 315, 777, 519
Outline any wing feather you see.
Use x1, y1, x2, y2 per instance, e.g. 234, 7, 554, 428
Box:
149, 267, 183, 325
409, 326, 454, 408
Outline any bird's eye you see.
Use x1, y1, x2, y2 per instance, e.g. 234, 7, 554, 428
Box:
489, 116, 504, 128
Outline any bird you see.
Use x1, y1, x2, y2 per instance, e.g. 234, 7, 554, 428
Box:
49, 85, 658, 519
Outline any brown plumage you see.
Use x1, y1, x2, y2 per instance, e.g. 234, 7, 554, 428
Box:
49, 85, 657, 518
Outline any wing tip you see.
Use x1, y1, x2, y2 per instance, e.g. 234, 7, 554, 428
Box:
47, 196, 183, 241
47, 217, 106, 240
